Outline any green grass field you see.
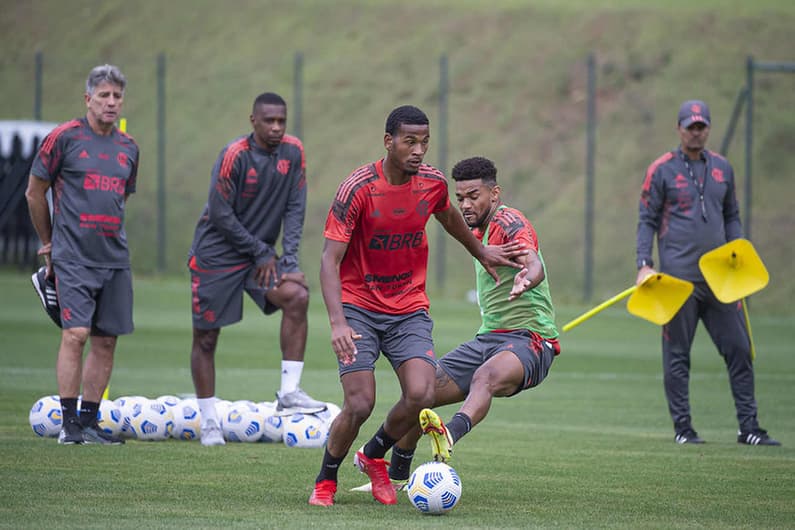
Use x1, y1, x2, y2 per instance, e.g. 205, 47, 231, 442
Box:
1, 270, 793, 529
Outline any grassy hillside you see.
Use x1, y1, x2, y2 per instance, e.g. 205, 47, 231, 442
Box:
1, 0, 794, 313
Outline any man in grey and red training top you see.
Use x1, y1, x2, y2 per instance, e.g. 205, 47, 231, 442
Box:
26, 64, 139, 445
636, 99, 779, 446
188, 92, 324, 447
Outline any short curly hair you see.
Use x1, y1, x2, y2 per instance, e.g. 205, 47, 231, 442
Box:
451, 157, 497, 186
385, 105, 429, 135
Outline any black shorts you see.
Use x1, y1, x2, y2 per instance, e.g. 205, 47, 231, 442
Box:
439, 330, 556, 396
189, 255, 290, 329
54, 261, 134, 336
338, 303, 437, 376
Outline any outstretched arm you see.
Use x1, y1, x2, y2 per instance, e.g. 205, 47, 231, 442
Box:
434, 206, 525, 282
508, 249, 545, 301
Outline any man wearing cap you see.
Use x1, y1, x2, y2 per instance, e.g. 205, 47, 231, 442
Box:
635, 99, 780, 446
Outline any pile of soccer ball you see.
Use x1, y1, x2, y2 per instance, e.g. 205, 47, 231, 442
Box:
28, 394, 340, 447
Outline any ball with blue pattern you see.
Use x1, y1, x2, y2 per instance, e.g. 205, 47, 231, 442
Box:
407, 461, 462, 514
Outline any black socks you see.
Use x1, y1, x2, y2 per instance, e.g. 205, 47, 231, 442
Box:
363, 424, 397, 459
79, 400, 99, 427
316, 449, 345, 482
389, 446, 415, 481
446, 412, 473, 444
60, 397, 79, 423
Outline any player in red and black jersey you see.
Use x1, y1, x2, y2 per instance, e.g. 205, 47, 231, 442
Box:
187, 93, 324, 446
353, 157, 560, 492
309, 106, 526, 507
26, 64, 139, 445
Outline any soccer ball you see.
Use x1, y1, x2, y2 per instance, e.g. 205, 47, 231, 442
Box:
156, 394, 181, 410
214, 399, 232, 420
260, 412, 284, 443
283, 412, 328, 448
258, 400, 277, 418
222, 405, 265, 442
128, 399, 174, 441
114, 395, 147, 437
406, 462, 462, 515
230, 399, 259, 413
171, 398, 201, 441
313, 402, 341, 425
29, 395, 62, 437
97, 399, 124, 436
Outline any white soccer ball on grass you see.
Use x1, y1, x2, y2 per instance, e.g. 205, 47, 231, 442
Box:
260, 412, 284, 443
283, 412, 329, 448
156, 394, 181, 411
114, 395, 147, 438
128, 399, 174, 441
171, 398, 201, 440
29, 395, 62, 437
97, 399, 124, 436
407, 461, 462, 515
313, 402, 341, 425
222, 405, 265, 442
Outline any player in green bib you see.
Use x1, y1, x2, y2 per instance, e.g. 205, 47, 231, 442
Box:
352, 156, 560, 492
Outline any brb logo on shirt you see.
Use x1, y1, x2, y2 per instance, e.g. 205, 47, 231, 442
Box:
83, 173, 126, 195
368, 231, 424, 251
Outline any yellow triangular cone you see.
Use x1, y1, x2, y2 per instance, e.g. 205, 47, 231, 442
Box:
626, 273, 694, 326
698, 239, 769, 303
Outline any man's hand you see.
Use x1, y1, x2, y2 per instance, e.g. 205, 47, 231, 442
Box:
37, 243, 53, 278
479, 241, 529, 283
330, 324, 362, 366
508, 267, 533, 301
636, 265, 656, 286
254, 256, 278, 288
276, 271, 308, 289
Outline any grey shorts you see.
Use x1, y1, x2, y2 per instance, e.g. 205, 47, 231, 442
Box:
338, 303, 437, 376
439, 330, 556, 396
189, 255, 292, 329
53, 261, 134, 336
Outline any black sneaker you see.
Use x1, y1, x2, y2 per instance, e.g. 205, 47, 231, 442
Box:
31, 266, 62, 328
58, 417, 84, 445
674, 428, 705, 444
737, 428, 781, 446
82, 423, 125, 445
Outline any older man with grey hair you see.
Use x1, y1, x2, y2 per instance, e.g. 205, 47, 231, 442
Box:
26, 64, 140, 445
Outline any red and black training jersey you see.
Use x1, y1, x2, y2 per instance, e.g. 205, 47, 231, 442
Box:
637, 147, 742, 281
324, 159, 450, 315
30, 117, 139, 268
190, 133, 307, 270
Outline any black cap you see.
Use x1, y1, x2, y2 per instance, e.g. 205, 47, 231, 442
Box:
677, 100, 711, 127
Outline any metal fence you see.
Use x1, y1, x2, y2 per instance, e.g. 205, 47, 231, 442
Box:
2, 50, 793, 309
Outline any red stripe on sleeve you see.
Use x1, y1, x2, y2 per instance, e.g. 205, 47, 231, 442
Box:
642, 152, 674, 193
40, 120, 81, 155
336, 165, 375, 204
219, 138, 250, 179
281, 134, 306, 170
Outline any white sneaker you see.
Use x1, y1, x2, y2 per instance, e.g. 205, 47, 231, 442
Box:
350, 479, 407, 493
200, 419, 225, 446
275, 388, 326, 416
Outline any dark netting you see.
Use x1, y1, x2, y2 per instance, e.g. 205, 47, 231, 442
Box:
0, 121, 56, 269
